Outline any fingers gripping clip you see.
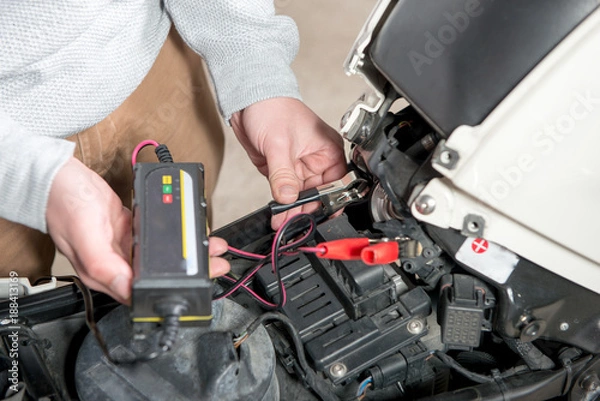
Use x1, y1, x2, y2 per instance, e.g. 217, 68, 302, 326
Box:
269, 171, 370, 217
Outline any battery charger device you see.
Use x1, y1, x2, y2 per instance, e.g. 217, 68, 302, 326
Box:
131, 146, 212, 332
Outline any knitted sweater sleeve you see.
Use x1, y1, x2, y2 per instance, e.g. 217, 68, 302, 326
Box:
164, 0, 302, 120
0, 110, 75, 232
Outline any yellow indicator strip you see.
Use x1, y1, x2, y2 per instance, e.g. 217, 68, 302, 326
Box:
132, 315, 213, 323
180, 169, 187, 260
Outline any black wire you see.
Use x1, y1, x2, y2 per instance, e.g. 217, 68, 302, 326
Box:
214, 214, 316, 305
213, 258, 268, 300
117, 302, 187, 364
271, 214, 316, 309
243, 312, 309, 369
155, 144, 173, 163
51, 275, 116, 364
435, 351, 494, 384
240, 312, 339, 401
154, 301, 187, 352
215, 276, 277, 310
47, 276, 177, 365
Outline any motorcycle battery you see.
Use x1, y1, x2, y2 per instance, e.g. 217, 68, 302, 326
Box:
130, 163, 212, 326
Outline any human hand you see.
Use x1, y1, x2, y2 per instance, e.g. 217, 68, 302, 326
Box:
230, 98, 347, 228
46, 157, 230, 304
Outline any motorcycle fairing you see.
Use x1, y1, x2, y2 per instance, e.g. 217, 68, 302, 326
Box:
369, 0, 600, 136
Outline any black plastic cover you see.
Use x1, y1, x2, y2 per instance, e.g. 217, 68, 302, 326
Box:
427, 226, 600, 354
370, 0, 600, 136
438, 274, 495, 351
255, 216, 432, 384
131, 163, 211, 324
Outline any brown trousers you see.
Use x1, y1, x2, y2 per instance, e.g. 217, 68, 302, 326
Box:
0, 29, 225, 281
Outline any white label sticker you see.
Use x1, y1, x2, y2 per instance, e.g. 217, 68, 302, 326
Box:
455, 238, 519, 284
181, 170, 198, 276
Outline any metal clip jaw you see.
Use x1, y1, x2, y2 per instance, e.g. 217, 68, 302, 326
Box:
269, 171, 371, 217
319, 171, 370, 215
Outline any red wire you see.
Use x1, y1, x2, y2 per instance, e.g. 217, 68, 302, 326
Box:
131, 139, 160, 166
220, 275, 277, 308
227, 246, 265, 260
227, 228, 313, 261
222, 213, 317, 307
214, 262, 265, 301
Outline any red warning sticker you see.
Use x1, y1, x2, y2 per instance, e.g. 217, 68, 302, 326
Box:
471, 239, 489, 254
456, 238, 518, 284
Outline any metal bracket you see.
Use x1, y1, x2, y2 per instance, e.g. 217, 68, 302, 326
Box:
432, 141, 460, 170
461, 214, 486, 237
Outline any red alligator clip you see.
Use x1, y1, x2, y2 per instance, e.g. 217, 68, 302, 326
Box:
313, 238, 399, 265
360, 242, 399, 265
316, 238, 371, 260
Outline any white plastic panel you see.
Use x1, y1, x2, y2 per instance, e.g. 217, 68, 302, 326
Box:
412, 8, 600, 294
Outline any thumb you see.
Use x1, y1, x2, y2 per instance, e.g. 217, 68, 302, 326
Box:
268, 150, 301, 204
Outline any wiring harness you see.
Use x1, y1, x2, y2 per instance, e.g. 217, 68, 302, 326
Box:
214, 213, 318, 309
234, 312, 339, 401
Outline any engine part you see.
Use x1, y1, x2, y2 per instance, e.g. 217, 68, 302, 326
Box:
438, 274, 495, 351
428, 226, 600, 354
570, 355, 600, 401
367, 343, 430, 390
1, 330, 62, 400
370, 182, 402, 223
255, 215, 432, 385
131, 162, 211, 325
374, 218, 451, 289
75, 300, 278, 401
503, 338, 554, 371
419, 356, 594, 401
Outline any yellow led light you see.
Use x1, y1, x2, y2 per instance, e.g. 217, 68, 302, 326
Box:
162, 175, 172, 185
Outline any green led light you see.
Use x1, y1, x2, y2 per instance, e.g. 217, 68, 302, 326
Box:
163, 184, 173, 194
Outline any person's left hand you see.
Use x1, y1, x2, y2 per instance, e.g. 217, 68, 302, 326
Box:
231, 98, 347, 229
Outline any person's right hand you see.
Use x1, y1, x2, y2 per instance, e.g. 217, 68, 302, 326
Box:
46, 157, 230, 304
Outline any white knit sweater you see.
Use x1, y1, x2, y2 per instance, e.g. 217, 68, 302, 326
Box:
0, 0, 300, 232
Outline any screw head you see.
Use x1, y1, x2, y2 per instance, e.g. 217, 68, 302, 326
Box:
520, 319, 546, 342
329, 363, 347, 378
581, 374, 600, 391
415, 195, 436, 215
560, 322, 570, 331
439, 150, 452, 165
407, 319, 425, 335
524, 323, 540, 337
467, 221, 480, 233
422, 248, 435, 258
